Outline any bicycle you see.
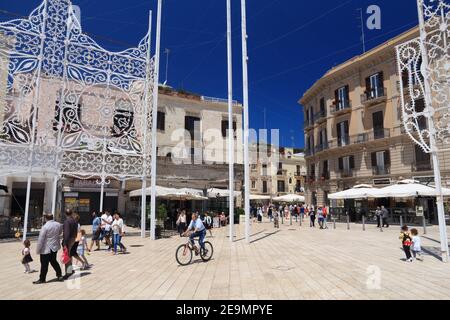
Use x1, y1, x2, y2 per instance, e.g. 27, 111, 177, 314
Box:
175, 233, 213, 266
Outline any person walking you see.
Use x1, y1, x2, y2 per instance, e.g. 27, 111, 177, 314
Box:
381, 206, 389, 228
21, 239, 34, 274
62, 209, 78, 280
204, 212, 213, 237
300, 205, 305, 222
317, 206, 324, 229
101, 210, 113, 250
77, 229, 90, 269
33, 214, 63, 284
410, 228, 423, 261
399, 225, 413, 262
89, 211, 101, 251
375, 206, 382, 228
323, 205, 328, 229
309, 206, 316, 227
111, 213, 126, 255
268, 206, 273, 222
176, 210, 187, 236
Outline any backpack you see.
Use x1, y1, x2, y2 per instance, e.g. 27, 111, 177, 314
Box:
401, 232, 412, 246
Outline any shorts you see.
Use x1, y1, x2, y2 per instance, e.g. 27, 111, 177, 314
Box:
77, 247, 85, 256
92, 228, 101, 241
70, 242, 79, 257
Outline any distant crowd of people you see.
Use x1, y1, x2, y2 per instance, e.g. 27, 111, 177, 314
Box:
175, 209, 228, 237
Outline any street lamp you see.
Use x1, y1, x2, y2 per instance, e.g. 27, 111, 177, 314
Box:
395, 0, 449, 262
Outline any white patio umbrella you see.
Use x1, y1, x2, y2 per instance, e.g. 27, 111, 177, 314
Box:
207, 188, 240, 198
273, 194, 305, 202
328, 184, 381, 200
249, 194, 271, 200
373, 180, 450, 198
129, 185, 180, 198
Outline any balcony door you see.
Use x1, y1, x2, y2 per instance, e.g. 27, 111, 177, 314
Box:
372, 111, 384, 139
367, 72, 383, 98
336, 86, 349, 110
337, 120, 349, 146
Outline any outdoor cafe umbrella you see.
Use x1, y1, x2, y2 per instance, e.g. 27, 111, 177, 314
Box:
129, 185, 179, 198
372, 180, 450, 198
328, 184, 381, 200
207, 188, 241, 198
249, 194, 271, 200
272, 194, 305, 202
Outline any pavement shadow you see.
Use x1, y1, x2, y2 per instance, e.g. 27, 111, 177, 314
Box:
233, 229, 267, 242
421, 246, 444, 261
249, 230, 281, 244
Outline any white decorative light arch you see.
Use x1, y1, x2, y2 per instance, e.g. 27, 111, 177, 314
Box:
0, 0, 158, 239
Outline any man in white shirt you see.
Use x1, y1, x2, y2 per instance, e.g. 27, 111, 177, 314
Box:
183, 213, 206, 254
101, 210, 113, 250
34, 214, 63, 284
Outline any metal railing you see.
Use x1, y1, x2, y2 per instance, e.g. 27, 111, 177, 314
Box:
314, 142, 329, 153
368, 128, 390, 141
361, 87, 387, 104
339, 169, 354, 178
330, 100, 351, 114
314, 110, 327, 122
412, 161, 432, 172
372, 166, 391, 175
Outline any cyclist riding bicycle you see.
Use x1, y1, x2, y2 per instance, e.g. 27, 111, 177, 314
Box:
182, 213, 207, 255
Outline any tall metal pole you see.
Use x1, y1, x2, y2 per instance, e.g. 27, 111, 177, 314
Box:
358, 8, 366, 53
241, 0, 251, 243
150, 0, 163, 240
22, 175, 32, 241
140, 10, 153, 238
99, 178, 104, 212
416, 0, 449, 262
51, 175, 58, 216
226, 0, 235, 241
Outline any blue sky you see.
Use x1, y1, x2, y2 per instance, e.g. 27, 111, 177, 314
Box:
1, 0, 419, 148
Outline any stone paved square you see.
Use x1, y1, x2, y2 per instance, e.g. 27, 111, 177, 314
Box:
1, 220, 450, 300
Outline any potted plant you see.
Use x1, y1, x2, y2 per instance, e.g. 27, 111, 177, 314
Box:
155, 204, 167, 239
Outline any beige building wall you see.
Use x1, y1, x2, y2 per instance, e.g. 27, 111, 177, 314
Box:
299, 27, 450, 207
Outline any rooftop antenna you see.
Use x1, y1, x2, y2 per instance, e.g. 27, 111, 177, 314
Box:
164, 48, 170, 85
356, 8, 366, 54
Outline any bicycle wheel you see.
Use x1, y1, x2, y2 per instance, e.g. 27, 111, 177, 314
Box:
200, 241, 213, 262
176, 244, 192, 266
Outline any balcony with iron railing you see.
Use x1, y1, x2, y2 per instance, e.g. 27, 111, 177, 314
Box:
314, 110, 327, 123
304, 118, 314, 131
367, 128, 391, 141
320, 171, 330, 181
304, 148, 314, 157
339, 169, 354, 178
361, 87, 387, 106
372, 166, 391, 176
314, 142, 329, 153
330, 100, 351, 115
412, 161, 432, 172
277, 169, 287, 176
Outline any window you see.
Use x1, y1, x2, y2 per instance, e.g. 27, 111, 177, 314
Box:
335, 85, 350, 109
371, 150, 390, 174
322, 160, 329, 179
251, 180, 256, 189
296, 165, 301, 175
338, 156, 355, 171
414, 145, 431, 171
262, 164, 268, 176
319, 128, 327, 148
365, 72, 384, 98
337, 120, 349, 146
295, 180, 302, 192
309, 164, 315, 180
319, 98, 326, 115
157, 111, 165, 131
262, 180, 268, 193
185, 116, 201, 141
372, 111, 384, 139
221, 119, 237, 138
277, 180, 285, 193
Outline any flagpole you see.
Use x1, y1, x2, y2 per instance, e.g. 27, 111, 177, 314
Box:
226, 0, 235, 241
241, 0, 251, 243
150, 0, 163, 240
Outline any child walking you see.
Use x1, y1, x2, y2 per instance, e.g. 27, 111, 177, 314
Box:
399, 225, 413, 262
410, 228, 423, 261
77, 229, 90, 270
21, 239, 34, 273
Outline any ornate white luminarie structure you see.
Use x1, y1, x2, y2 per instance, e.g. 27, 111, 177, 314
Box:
0, 0, 158, 240
396, 0, 449, 262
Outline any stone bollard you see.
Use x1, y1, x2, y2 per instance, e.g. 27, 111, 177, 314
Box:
399, 215, 403, 230
422, 215, 427, 235
333, 217, 336, 229
346, 214, 350, 230
362, 215, 365, 231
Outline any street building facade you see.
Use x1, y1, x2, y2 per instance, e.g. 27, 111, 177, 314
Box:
299, 27, 450, 224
